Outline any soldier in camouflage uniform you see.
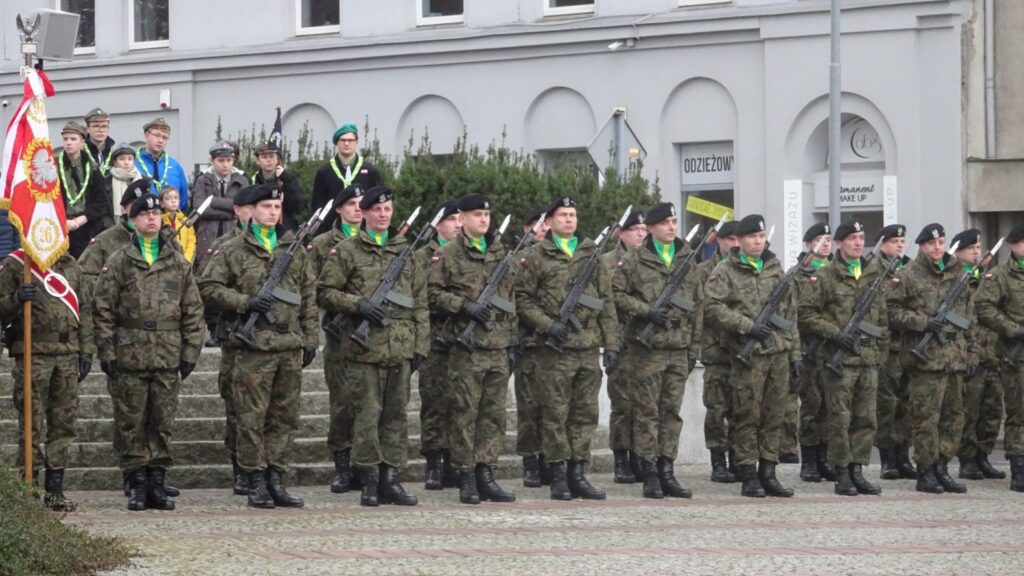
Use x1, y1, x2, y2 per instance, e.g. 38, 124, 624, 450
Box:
800, 221, 887, 496
92, 195, 204, 511
705, 214, 800, 498
600, 208, 646, 484
975, 224, 1024, 492
308, 185, 363, 494
317, 186, 428, 507
0, 248, 92, 510
515, 196, 620, 501
888, 223, 971, 494
692, 220, 739, 483
418, 199, 463, 491
198, 184, 318, 509
952, 229, 1006, 481
613, 202, 697, 499
429, 193, 518, 504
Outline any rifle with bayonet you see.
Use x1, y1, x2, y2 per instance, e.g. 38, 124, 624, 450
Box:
173, 196, 213, 238
803, 242, 883, 361
236, 199, 334, 347
910, 238, 1003, 362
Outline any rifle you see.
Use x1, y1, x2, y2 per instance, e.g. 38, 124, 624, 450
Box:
635, 216, 724, 350
824, 244, 902, 376
173, 196, 213, 238
349, 206, 443, 350
236, 199, 334, 347
736, 236, 826, 368
455, 214, 535, 352
545, 206, 633, 354
910, 238, 1003, 362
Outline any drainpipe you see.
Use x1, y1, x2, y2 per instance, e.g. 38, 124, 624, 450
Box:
985, 0, 995, 157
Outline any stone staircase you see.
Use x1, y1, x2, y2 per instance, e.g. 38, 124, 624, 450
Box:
0, 348, 611, 490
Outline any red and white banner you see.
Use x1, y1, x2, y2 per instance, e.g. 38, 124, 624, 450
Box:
7, 249, 80, 322
0, 67, 68, 271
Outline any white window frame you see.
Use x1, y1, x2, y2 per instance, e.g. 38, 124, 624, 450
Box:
415, 0, 465, 27
678, 0, 732, 7
54, 0, 96, 55
543, 0, 595, 17
128, 0, 169, 50
296, 0, 341, 36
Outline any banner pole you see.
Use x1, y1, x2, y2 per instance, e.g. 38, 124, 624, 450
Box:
22, 261, 33, 484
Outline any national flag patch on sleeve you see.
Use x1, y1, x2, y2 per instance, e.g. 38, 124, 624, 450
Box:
431, 255, 440, 263
329, 249, 337, 256
100, 266, 108, 274
809, 277, 818, 283
890, 278, 900, 285
89, 238, 97, 245
984, 273, 993, 280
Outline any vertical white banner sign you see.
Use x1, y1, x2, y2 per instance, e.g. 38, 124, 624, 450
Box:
783, 179, 803, 270
883, 175, 898, 226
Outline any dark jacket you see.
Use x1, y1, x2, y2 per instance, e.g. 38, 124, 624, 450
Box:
311, 154, 381, 236
253, 169, 303, 231
58, 152, 112, 258
192, 171, 249, 268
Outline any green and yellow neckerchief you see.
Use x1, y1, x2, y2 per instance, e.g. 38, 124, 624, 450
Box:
553, 236, 577, 258
58, 151, 91, 207
340, 221, 358, 238
934, 258, 946, 272
125, 219, 135, 231
963, 264, 980, 279
811, 257, 829, 270
137, 235, 159, 266
437, 238, 448, 248
83, 145, 113, 174
329, 154, 364, 187
468, 235, 487, 255
251, 223, 278, 253
652, 239, 675, 268
848, 259, 862, 281
367, 229, 389, 246
739, 252, 763, 274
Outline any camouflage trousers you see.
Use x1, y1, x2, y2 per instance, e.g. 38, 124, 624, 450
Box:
116, 369, 180, 473
781, 391, 799, 456
957, 364, 1004, 459
233, 349, 302, 473
630, 349, 688, 462
448, 347, 508, 472
907, 368, 964, 467
730, 352, 789, 466
106, 375, 124, 461
798, 358, 828, 447
875, 352, 911, 450
999, 363, 1024, 456
514, 348, 544, 457
607, 354, 633, 452
702, 362, 733, 451
324, 335, 354, 453
418, 346, 451, 455
218, 347, 239, 455
347, 360, 411, 470
535, 347, 602, 464
10, 353, 79, 470
823, 365, 878, 466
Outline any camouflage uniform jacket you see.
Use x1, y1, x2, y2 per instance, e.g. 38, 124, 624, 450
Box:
514, 232, 620, 352
613, 236, 699, 352
429, 231, 516, 351
316, 226, 429, 364
798, 253, 890, 367
793, 254, 830, 360
195, 223, 242, 277
967, 274, 999, 366
92, 233, 204, 371
878, 252, 910, 354
309, 224, 355, 276
0, 253, 94, 357
197, 225, 319, 353
601, 241, 630, 348
704, 249, 800, 362
975, 256, 1024, 363
888, 250, 972, 372
78, 217, 133, 296
419, 238, 453, 348
693, 252, 729, 364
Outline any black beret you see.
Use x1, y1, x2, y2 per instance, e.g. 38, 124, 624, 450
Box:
621, 207, 645, 230
120, 178, 151, 206
644, 203, 677, 226
456, 193, 490, 213
876, 224, 907, 242
834, 221, 865, 242
950, 228, 981, 251
915, 223, 945, 245
233, 186, 254, 207
359, 186, 394, 210
545, 196, 576, 218
735, 214, 767, 236
432, 199, 459, 220
1007, 225, 1024, 244
334, 185, 364, 206
718, 221, 738, 238
128, 195, 160, 218
803, 222, 831, 243
247, 183, 282, 205
523, 205, 546, 228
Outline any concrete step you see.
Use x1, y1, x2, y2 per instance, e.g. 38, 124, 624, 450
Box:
0, 347, 325, 374
0, 369, 332, 397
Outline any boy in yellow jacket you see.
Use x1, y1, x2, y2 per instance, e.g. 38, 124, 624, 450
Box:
160, 186, 196, 262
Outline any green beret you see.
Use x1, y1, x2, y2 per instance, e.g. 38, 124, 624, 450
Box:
332, 123, 359, 144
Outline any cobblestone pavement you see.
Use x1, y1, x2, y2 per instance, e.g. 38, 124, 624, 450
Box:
73, 463, 1024, 576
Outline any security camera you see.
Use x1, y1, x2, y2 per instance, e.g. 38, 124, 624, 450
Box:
608, 41, 624, 51
1, 100, 8, 108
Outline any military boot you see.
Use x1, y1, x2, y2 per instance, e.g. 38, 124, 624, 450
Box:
458, 471, 480, 505
441, 451, 459, 488
163, 475, 180, 498
247, 470, 275, 509
656, 457, 692, 498
126, 469, 147, 511
878, 447, 900, 480
146, 467, 176, 511
1009, 455, 1024, 493
122, 470, 131, 497
567, 460, 606, 500
424, 450, 443, 491
360, 466, 379, 507
849, 464, 881, 495
641, 459, 663, 499
833, 464, 858, 496
895, 446, 918, 479
548, 460, 572, 501
629, 451, 643, 482
379, 464, 418, 506
538, 453, 553, 486
522, 455, 542, 488
799, 445, 821, 482
267, 469, 304, 507
739, 464, 765, 498
935, 461, 967, 493
709, 450, 736, 483
613, 449, 636, 484
779, 452, 800, 464
727, 449, 739, 478
958, 456, 984, 480
915, 464, 944, 494
816, 443, 836, 481
231, 455, 248, 495
43, 469, 74, 512
977, 453, 1006, 479
330, 450, 353, 494
758, 459, 794, 498
476, 463, 516, 502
